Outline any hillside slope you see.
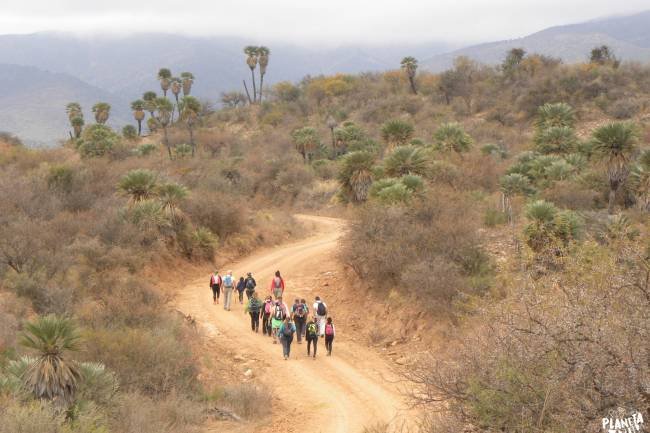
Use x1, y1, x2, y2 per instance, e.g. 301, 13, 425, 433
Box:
0, 63, 129, 146
423, 9, 650, 71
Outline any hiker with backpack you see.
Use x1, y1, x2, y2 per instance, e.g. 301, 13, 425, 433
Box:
209, 270, 222, 305
270, 297, 289, 344
244, 272, 257, 300
324, 317, 336, 356
222, 271, 235, 311
306, 317, 319, 359
269, 270, 285, 300
244, 291, 263, 332
291, 298, 308, 344
313, 296, 328, 337
278, 316, 296, 360
299, 298, 309, 338
236, 276, 246, 304
261, 296, 274, 337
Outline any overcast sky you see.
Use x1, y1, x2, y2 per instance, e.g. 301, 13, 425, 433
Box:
1, 1, 648, 45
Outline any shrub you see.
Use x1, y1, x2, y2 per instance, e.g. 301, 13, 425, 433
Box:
433, 122, 472, 155
220, 383, 272, 419
77, 124, 120, 158
534, 126, 577, 154
383, 146, 429, 177
381, 119, 414, 149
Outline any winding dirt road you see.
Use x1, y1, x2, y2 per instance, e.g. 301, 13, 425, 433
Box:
177, 215, 410, 433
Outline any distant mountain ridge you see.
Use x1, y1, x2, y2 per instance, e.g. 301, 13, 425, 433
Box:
422, 9, 650, 71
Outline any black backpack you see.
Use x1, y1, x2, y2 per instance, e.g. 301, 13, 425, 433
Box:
274, 304, 286, 320
317, 302, 327, 316
295, 304, 305, 317
245, 278, 256, 291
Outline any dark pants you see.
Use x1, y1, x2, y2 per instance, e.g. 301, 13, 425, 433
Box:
249, 312, 260, 332
211, 285, 220, 301
238, 290, 244, 303
307, 335, 318, 357
262, 313, 271, 335
325, 335, 334, 355
294, 317, 306, 343
281, 336, 293, 358
246, 290, 254, 300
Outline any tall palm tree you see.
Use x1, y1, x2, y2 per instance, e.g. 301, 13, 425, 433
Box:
591, 122, 639, 214
180, 72, 194, 96
170, 77, 182, 121
338, 151, 376, 203
400, 56, 418, 94
179, 96, 201, 157
91, 102, 111, 124
244, 46, 259, 103
157, 182, 188, 220
71, 116, 84, 139
131, 99, 146, 136
326, 115, 338, 150
118, 169, 158, 202
66, 102, 82, 122
499, 173, 533, 223
257, 46, 270, 103
20, 315, 81, 405
155, 97, 174, 159
157, 68, 172, 97
291, 126, 320, 162
143, 91, 157, 117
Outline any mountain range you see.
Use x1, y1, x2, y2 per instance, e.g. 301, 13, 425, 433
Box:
1, 9, 650, 146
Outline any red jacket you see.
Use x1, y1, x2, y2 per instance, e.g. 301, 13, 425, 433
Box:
269, 276, 285, 295
210, 274, 222, 287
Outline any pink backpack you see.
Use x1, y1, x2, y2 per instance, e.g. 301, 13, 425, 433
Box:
325, 323, 334, 336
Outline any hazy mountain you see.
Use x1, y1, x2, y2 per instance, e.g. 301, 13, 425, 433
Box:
423, 10, 650, 71
0, 64, 129, 146
0, 33, 455, 145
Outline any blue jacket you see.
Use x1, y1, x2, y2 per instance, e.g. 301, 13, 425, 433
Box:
279, 322, 296, 338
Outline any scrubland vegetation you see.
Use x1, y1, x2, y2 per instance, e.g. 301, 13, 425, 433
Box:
1, 45, 649, 432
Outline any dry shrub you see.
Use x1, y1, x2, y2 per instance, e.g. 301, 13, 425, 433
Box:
82, 322, 197, 396
220, 383, 272, 419
111, 392, 203, 433
542, 180, 599, 210
184, 190, 243, 239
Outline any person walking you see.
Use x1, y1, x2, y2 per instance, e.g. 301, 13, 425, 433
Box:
299, 298, 309, 339
306, 317, 319, 359
271, 297, 289, 344
291, 298, 307, 344
222, 271, 235, 311
324, 317, 336, 356
244, 272, 257, 300
313, 296, 328, 337
262, 296, 273, 337
209, 270, 222, 305
279, 316, 296, 360
245, 292, 263, 332
236, 276, 246, 304
269, 270, 285, 300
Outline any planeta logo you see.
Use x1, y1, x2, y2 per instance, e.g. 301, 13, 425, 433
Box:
602, 409, 644, 433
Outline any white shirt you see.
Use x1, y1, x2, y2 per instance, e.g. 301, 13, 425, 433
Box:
313, 300, 327, 316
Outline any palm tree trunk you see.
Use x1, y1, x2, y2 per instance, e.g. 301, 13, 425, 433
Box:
137, 120, 142, 136
174, 95, 180, 122
250, 68, 257, 103
243, 80, 253, 105
608, 187, 617, 214
164, 127, 172, 160
409, 77, 417, 94
189, 125, 195, 157
259, 72, 265, 103
330, 127, 335, 149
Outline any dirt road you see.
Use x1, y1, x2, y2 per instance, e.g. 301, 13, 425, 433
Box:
177, 215, 410, 433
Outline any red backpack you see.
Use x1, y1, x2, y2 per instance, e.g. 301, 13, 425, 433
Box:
325, 323, 334, 336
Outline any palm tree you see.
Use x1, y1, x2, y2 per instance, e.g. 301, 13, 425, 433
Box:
179, 96, 201, 156
20, 315, 81, 405
66, 102, 82, 122
291, 126, 320, 162
180, 72, 194, 96
147, 117, 159, 134
257, 46, 270, 103
523, 200, 558, 252
157, 68, 172, 97
118, 169, 158, 202
591, 122, 638, 214
143, 91, 157, 117
170, 77, 182, 120
91, 102, 111, 124
155, 97, 174, 159
338, 151, 376, 203
499, 173, 534, 223
433, 122, 473, 156
244, 46, 259, 103
534, 126, 577, 154
384, 146, 429, 177
400, 56, 418, 94
71, 116, 84, 139
536, 103, 576, 130
381, 120, 415, 152
326, 115, 338, 151
157, 182, 188, 220
131, 99, 146, 136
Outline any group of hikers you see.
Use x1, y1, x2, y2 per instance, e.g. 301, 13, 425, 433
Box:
210, 269, 336, 359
